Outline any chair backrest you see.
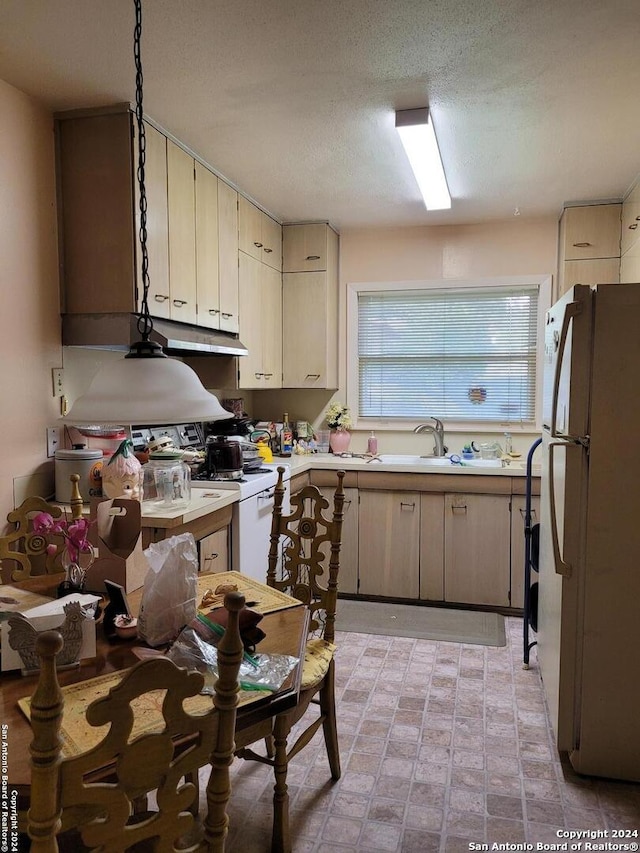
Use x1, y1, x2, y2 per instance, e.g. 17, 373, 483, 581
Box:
266, 467, 345, 643
27, 591, 245, 853
0, 474, 85, 582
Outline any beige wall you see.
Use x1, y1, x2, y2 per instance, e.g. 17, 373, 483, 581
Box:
0, 79, 61, 523
259, 219, 558, 455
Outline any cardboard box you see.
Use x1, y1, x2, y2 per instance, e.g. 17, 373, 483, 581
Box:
88, 498, 149, 594
1, 592, 100, 672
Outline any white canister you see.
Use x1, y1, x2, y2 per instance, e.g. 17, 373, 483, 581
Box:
55, 448, 104, 503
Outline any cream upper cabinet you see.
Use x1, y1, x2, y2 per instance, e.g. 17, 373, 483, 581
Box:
166, 140, 197, 325
358, 490, 420, 598
558, 204, 621, 297
621, 180, 640, 257
217, 180, 239, 334
619, 251, 640, 284
510, 495, 539, 611
194, 161, 219, 329
560, 204, 622, 261
282, 223, 339, 389
283, 223, 333, 272
56, 109, 166, 315
137, 122, 170, 318
238, 253, 282, 389
444, 493, 511, 607
238, 196, 282, 271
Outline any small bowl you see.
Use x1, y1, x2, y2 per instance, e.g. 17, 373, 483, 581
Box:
114, 614, 138, 639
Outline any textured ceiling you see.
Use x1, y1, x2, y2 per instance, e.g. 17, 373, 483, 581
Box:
1, 0, 639, 229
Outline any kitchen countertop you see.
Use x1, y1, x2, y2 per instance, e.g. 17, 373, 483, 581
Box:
272, 453, 540, 478
139, 489, 238, 528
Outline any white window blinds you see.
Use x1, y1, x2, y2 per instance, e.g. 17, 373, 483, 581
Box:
357, 286, 539, 423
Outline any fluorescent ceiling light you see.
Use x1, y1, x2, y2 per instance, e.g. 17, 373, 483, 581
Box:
395, 108, 451, 211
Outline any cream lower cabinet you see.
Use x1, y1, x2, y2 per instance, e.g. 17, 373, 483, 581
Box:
444, 493, 511, 607
199, 527, 229, 573
419, 494, 445, 601
358, 490, 420, 598
238, 253, 282, 389
510, 495, 540, 610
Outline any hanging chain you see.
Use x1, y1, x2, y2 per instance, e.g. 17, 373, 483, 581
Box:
133, 0, 153, 341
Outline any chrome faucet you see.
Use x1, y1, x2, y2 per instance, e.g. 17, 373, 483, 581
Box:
413, 418, 446, 457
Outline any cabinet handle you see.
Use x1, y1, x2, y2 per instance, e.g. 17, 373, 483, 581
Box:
305, 255, 321, 261
629, 223, 638, 230
254, 241, 263, 248
221, 312, 233, 319
254, 372, 264, 379
519, 508, 537, 519
305, 374, 320, 380
264, 373, 273, 379
205, 553, 219, 561
572, 242, 592, 248
173, 299, 187, 306
400, 501, 415, 510
208, 308, 220, 315
451, 504, 467, 513
263, 247, 273, 253
154, 294, 169, 302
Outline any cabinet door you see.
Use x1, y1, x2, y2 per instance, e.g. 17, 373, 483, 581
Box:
195, 162, 220, 329
167, 140, 197, 324
358, 490, 420, 598
238, 253, 264, 388
620, 249, 640, 284
444, 493, 511, 606
261, 214, 282, 271
419, 493, 445, 600
238, 196, 263, 261
317, 486, 359, 595
199, 527, 228, 573
261, 264, 282, 389
510, 495, 540, 610
559, 258, 620, 296
282, 223, 328, 272
139, 122, 170, 318
217, 180, 239, 333
621, 181, 640, 256
282, 272, 328, 387
561, 204, 621, 261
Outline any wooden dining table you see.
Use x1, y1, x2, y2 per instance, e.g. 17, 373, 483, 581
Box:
0, 570, 309, 827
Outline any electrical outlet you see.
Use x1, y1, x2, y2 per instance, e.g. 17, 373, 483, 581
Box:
46, 427, 60, 458
52, 367, 64, 397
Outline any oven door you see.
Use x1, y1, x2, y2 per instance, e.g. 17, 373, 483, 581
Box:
230, 481, 291, 581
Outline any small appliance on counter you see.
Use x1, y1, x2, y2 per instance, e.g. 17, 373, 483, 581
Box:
199, 436, 243, 481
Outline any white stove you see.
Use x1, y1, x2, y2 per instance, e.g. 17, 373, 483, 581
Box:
191, 464, 283, 499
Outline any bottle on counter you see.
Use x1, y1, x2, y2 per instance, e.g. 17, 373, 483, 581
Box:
367, 431, 378, 455
280, 412, 293, 457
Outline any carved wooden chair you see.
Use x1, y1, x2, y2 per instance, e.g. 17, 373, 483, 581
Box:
235, 467, 345, 853
27, 591, 246, 853
0, 474, 85, 581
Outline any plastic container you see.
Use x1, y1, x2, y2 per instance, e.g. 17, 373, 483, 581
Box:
367, 431, 378, 455
55, 448, 103, 502
141, 452, 191, 511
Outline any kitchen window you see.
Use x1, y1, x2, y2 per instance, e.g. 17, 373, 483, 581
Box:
346, 275, 551, 429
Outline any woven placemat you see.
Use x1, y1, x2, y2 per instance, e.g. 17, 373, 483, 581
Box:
196, 572, 300, 614
18, 669, 266, 757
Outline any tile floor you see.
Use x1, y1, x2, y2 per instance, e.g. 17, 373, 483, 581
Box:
223, 617, 640, 852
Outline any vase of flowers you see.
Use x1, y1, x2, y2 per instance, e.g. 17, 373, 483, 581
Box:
325, 402, 352, 454
32, 511, 95, 595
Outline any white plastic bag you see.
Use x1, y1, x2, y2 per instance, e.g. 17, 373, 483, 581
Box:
137, 532, 198, 647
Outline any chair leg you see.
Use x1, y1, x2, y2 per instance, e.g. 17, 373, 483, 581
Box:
265, 733, 275, 758
271, 714, 292, 853
320, 662, 341, 780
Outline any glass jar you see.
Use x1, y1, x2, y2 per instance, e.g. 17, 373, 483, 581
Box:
141, 452, 191, 511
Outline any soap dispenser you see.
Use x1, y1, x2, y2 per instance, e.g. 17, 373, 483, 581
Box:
367, 431, 378, 455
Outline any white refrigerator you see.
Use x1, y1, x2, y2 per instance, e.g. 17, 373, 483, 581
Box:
537, 282, 640, 781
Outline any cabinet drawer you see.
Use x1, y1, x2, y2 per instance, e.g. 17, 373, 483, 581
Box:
621, 181, 640, 256
560, 204, 621, 260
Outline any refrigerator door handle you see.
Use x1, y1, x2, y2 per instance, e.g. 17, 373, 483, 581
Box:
548, 440, 574, 578
550, 300, 583, 438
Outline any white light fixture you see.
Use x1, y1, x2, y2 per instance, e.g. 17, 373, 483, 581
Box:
395, 108, 451, 211
62, 0, 231, 427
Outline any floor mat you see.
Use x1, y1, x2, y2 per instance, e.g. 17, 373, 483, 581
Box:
336, 598, 506, 646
